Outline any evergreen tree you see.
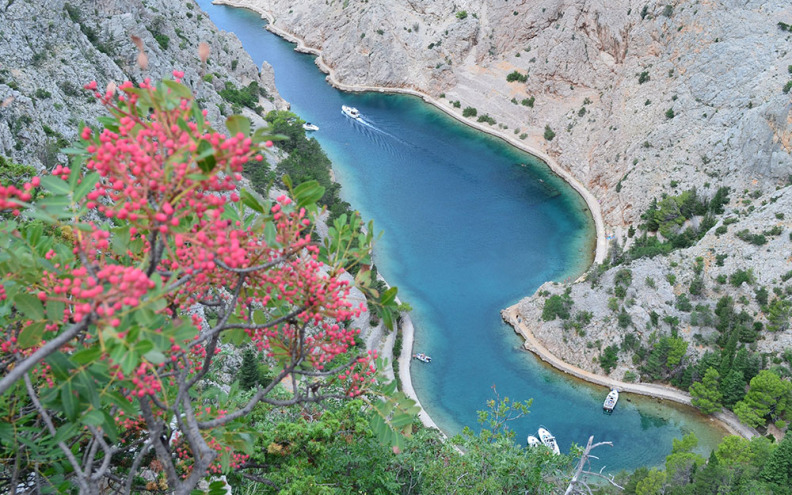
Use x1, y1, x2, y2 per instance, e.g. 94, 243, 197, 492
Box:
760, 433, 792, 487
690, 368, 723, 414
734, 370, 792, 428
239, 347, 261, 390
691, 451, 723, 495
732, 348, 761, 383
721, 369, 747, 407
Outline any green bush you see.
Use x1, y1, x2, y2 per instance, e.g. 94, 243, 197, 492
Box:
456, 10, 468, 19
735, 229, 766, 245
506, 70, 528, 83
542, 294, 571, 321
153, 33, 170, 50
618, 310, 632, 328
462, 106, 477, 117
476, 114, 495, 125
665, 108, 675, 119
600, 345, 619, 374
638, 71, 650, 84
521, 96, 535, 107
729, 268, 755, 287
543, 125, 555, 141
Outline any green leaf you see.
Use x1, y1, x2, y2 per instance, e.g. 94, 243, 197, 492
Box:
106, 391, 136, 416
224, 327, 246, 346
293, 180, 325, 209
60, 382, 77, 421
81, 410, 104, 426
143, 349, 166, 365
14, 293, 44, 320
46, 352, 74, 380
162, 80, 193, 99
53, 423, 79, 444
135, 339, 154, 356
73, 172, 101, 201
191, 101, 205, 133
101, 410, 119, 443
71, 346, 102, 366
46, 299, 65, 321
196, 139, 216, 173
263, 221, 277, 246
226, 115, 251, 137
240, 189, 264, 213
381, 286, 398, 306
18, 322, 45, 348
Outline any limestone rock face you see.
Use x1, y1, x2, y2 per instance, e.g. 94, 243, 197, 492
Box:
219, 0, 792, 224
0, 0, 285, 170
515, 186, 792, 379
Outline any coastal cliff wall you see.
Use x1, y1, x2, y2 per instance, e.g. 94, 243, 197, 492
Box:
0, 0, 286, 171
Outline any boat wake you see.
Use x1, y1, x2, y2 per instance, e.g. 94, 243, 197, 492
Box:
348, 116, 412, 156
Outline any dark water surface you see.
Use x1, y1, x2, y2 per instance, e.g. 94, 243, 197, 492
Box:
196, 0, 725, 471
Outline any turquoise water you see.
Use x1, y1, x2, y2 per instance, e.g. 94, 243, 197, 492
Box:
196, 1, 726, 471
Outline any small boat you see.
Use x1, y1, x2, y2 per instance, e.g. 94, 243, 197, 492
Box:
412, 353, 432, 363
342, 105, 361, 119
603, 388, 619, 413
527, 435, 541, 448
302, 122, 319, 131
537, 427, 560, 455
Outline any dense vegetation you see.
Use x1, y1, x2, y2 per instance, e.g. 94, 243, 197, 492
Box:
258, 110, 353, 222
597, 432, 792, 495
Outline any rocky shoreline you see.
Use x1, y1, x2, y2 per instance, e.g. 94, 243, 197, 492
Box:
502, 306, 758, 439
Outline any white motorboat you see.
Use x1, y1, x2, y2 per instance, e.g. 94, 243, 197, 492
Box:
342, 105, 361, 119
302, 122, 319, 131
537, 427, 560, 455
413, 353, 432, 363
527, 435, 541, 448
603, 388, 619, 413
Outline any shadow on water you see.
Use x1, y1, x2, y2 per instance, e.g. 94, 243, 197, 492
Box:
196, 0, 727, 472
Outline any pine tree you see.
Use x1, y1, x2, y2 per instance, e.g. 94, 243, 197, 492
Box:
690, 368, 723, 414
760, 433, 792, 486
691, 450, 723, 495
721, 369, 746, 407
239, 347, 261, 390
734, 370, 792, 428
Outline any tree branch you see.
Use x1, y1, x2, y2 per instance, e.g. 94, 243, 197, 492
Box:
0, 319, 88, 397
23, 374, 89, 493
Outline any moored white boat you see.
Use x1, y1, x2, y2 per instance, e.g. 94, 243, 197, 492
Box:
342, 105, 361, 119
603, 388, 619, 413
527, 435, 541, 448
537, 427, 560, 455
412, 353, 432, 363
302, 122, 319, 131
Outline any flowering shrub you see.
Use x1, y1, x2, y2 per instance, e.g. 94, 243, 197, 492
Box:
0, 75, 412, 493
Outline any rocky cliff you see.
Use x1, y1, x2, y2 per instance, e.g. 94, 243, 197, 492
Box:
215, 0, 792, 225
0, 0, 285, 171
214, 0, 792, 381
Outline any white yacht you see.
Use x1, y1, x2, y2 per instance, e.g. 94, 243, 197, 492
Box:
527, 435, 541, 448
342, 105, 361, 119
302, 122, 319, 131
537, 427, 560, 455
412, 353, 432, 363
603, 388, 619, 413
